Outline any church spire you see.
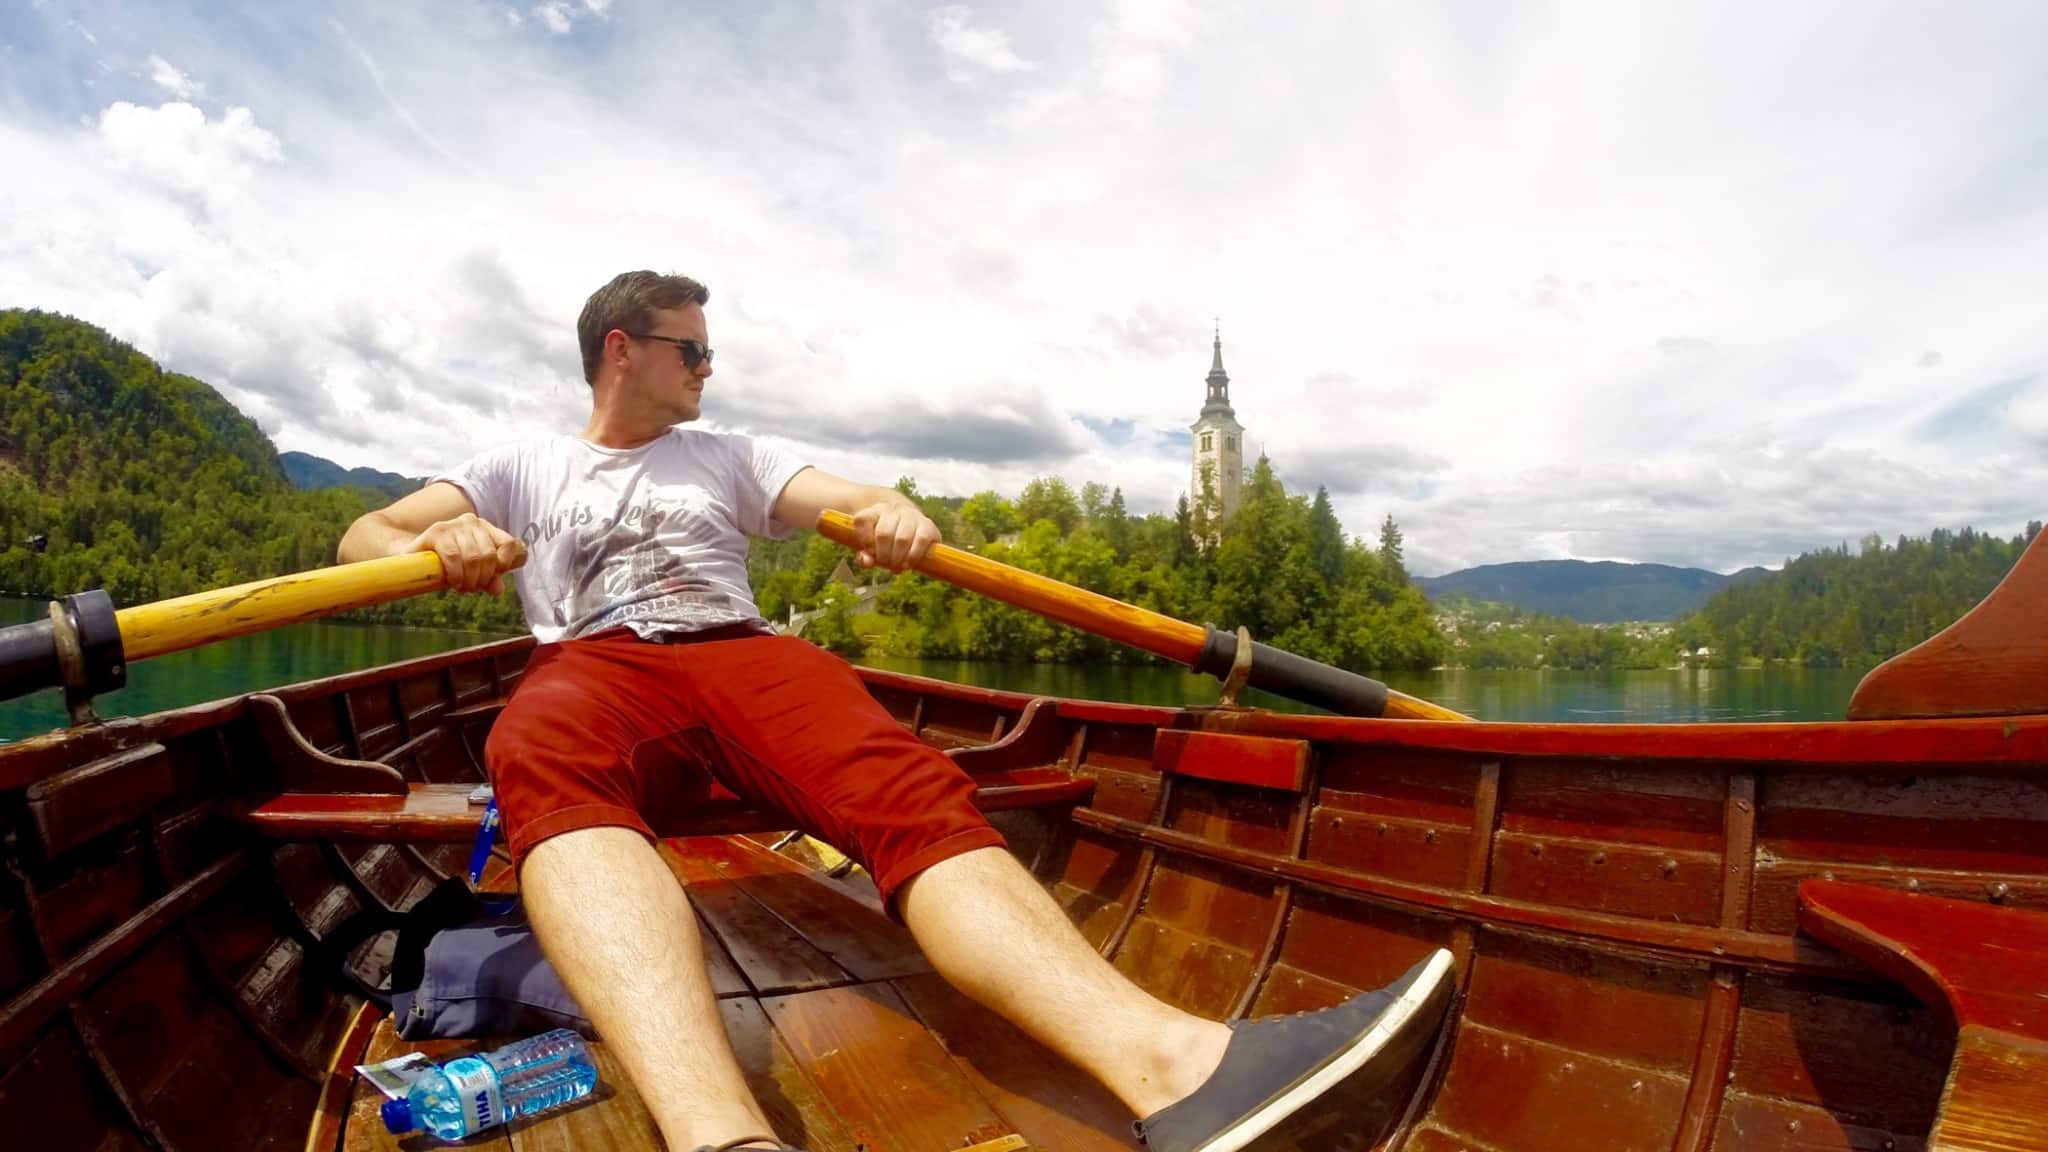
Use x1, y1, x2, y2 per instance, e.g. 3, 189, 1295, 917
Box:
1203, 321, 1234, 416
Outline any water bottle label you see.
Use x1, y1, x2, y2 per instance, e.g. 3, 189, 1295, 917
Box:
354, 1052, 434, 1100
445, 1060, 504, 1134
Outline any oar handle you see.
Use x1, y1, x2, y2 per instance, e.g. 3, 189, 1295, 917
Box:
815, 510, 1467, 720
1192, 628, 1469, 722
0, 548, 507, 705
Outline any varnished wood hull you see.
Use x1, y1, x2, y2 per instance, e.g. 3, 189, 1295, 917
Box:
3, 634, 2045, 1151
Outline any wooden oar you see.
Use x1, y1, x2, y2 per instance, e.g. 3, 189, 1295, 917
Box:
0, 551, 475, 705
815, 510, 1468, 721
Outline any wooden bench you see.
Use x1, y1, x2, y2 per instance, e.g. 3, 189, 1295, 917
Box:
1799, 879, 2048, 1152
229, 766, 1095, 842
233, 688, 1093, 843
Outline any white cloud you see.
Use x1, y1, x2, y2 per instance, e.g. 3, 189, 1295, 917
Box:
532, 0, 608, 36
1093, 0, 1203, 109
3, 1, 2046, 575
534, 4, 573, 35
93, 101, 282, 215
2010, 382, 2048, 446
146, 54, 203, 99
929, 6, 1035, 82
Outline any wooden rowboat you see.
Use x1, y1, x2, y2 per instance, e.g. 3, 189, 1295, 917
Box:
3, 528, 2047, 1151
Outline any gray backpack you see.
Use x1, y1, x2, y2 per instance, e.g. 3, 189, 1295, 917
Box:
342, 879, 594, 1040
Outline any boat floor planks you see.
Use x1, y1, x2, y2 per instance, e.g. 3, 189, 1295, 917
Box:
337, 833, 1127, 1150
891, 972, 1139, 1151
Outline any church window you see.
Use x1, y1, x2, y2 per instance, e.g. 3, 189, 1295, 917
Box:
1226, 436, 1237, 452
1200, 432, 1213, 451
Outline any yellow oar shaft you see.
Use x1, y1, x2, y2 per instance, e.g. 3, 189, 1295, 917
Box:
815, 510, 1467, 721
814, 511, 1209, 662
115, 552, 448, 663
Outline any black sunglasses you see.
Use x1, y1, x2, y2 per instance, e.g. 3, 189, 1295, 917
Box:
626, 332, 714, 370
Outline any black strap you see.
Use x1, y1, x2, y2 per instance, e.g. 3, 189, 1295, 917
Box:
311, 876, 492, 1010
388, 877, 490, 996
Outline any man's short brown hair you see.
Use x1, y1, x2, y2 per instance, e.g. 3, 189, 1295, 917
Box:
577, 271, 710, 384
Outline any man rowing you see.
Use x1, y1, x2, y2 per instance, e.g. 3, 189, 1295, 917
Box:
339, 270, 1453, 1152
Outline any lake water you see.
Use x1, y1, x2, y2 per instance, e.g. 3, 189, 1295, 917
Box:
0, 595, 510, 743
0, 596, 1865, 743
854, 657, 1865, 724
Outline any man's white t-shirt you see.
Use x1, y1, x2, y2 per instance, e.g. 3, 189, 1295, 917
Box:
433, 429, 809, 643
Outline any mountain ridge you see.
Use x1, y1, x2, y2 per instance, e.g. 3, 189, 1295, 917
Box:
278, 450, 420, 503
1415, 558, 1773, 623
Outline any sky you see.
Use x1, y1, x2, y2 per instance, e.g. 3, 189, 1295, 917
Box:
2, 1, 2045, 576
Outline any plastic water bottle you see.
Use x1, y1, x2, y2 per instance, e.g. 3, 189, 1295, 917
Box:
380, 1029, 598, 1140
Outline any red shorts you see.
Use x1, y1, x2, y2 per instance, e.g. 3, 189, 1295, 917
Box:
483, 626, 1005, 909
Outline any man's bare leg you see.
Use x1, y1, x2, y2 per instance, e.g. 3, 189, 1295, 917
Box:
520, 826, 774, 1149
897, 845, 1231, 1118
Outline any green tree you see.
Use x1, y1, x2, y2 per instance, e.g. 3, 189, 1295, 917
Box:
1308, 487, 1345, 587
1016, 476, 1081, 535
1377, 514, 1406, 583
957, 490, 1018, 542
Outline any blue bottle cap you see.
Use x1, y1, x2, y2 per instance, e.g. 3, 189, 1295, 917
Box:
381, 1096, 414, 1134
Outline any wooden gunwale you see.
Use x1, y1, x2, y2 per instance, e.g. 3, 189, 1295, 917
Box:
0, 635, 528, 793
855, 666, 1044, 711
255, 634, 533, 706
0, 697, 244, 791
1202, 709, 2048, 769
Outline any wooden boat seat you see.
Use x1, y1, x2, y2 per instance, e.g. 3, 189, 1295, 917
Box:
231, 766, 1095, 842
320, 835, 1132, 1150
1849, 525, 2048, 719
1798, 879, 2048, 1152
233, 687, 1091, 842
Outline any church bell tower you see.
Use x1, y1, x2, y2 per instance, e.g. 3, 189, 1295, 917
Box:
1189, 323, 1245, 525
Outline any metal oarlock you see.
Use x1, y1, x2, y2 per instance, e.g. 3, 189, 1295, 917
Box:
0, 589, 126, 723
1217, 625, 1255, 708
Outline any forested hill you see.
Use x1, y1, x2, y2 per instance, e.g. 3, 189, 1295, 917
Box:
279, 451, 419, 504
0, 309, 523, 631
1414, 559, 1757, 623
2, 310, 284, 492
1678, 525, 2042, 667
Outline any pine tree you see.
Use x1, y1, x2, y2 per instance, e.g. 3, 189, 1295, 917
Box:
1308, 487, 1345, 587
1377, 514, 1407, 582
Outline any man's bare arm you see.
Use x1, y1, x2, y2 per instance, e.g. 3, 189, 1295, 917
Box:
338, 481, 525, 594
772, 466, 939, 571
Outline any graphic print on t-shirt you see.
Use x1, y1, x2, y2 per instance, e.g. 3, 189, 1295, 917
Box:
433, 430, 810, 644
557, 490, 739, 636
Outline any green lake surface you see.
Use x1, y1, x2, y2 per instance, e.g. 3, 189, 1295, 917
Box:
1, 596, 1864, 743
